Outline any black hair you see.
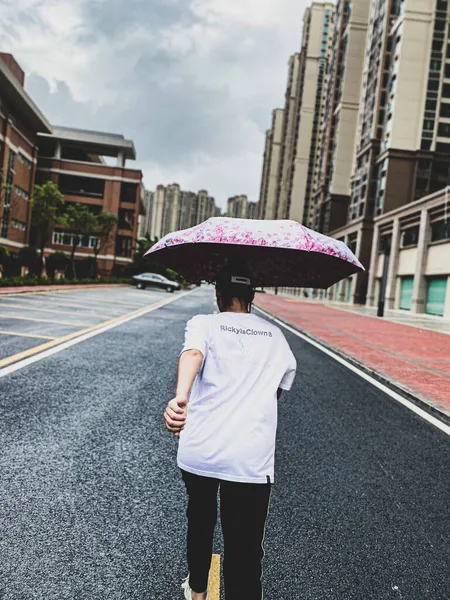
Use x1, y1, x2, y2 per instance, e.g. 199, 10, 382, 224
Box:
215, 263, 255, 312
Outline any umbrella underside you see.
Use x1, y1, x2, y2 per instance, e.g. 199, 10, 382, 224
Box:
145, 243, 362, 288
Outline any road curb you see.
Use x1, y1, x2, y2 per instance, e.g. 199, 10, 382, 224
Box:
0, 284, 128, 295
255, 303, 450, 428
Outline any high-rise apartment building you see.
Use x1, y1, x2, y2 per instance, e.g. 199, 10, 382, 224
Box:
179, 191, 198, 230
227, 195, 249, 218
139, 189, 154, 238
247, 201, 259, 219
258, 109, 284, 219
312, 0, 371, 234
161, 183, 181, 237
330, 0, 450, 303
275, 3, 335, 224
141, 185, 220, 239
273, 54, 302, 222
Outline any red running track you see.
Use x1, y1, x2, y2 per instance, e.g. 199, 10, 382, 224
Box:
255, 294, 450, 416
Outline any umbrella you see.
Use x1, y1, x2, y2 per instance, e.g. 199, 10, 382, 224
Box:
144, 217, 364, 288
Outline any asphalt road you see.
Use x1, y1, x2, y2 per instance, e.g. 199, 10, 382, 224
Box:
0, 286, 449, 599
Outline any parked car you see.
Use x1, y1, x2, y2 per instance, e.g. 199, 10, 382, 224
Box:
133, 272, 180, 292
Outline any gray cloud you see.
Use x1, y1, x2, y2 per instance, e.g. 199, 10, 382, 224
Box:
7, 0, 309, 205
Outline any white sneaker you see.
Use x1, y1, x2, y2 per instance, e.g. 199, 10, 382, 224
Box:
181, 574, 209, 600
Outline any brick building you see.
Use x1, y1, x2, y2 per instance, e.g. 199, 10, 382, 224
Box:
35, 126, 144, 275
0, 53, 52, 269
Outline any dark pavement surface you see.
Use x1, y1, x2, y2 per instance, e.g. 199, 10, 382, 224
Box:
0, 287, 166, 364
1, 286, 449, 599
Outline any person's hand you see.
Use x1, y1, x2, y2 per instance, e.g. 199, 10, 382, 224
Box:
164, 395, 188, 437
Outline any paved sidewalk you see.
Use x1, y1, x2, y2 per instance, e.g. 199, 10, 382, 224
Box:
255, 293, 450, 418
0, 283, 127, 295
265, 290, 450, 335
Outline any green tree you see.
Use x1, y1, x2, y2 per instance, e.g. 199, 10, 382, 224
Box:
0, 245, 9, 275
62, 203, 98, 279
46, 251, 68, 278
19, 246, 39, 276
31, 181, 65, 272
133, 235, 158, 273
92, 211, 118, 277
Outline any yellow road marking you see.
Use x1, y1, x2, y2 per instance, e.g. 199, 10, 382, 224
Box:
0, 314, 92, 327
208, 554, 220, 600
0, 296, 169, 369
0, 303, 108, 318
0, 330, 56, 340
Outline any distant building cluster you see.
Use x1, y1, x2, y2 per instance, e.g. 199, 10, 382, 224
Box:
139, 185, 220, 239
227, 195, 259, 220
139, 188, 259, 240
258, 0, 450, 318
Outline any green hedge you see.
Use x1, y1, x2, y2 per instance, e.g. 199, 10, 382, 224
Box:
0, 276, 130, 288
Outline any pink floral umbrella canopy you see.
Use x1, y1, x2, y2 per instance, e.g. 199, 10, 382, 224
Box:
144, 217, 364, 288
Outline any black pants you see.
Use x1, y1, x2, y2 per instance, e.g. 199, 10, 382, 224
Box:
181, 469, 272, 600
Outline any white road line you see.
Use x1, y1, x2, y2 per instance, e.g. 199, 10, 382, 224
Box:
0, 290, 196, 378
255, 307, 450, 438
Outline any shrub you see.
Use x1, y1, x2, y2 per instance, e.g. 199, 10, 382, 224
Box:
0, 245, 10, 265
0, 276, 130, 287
46, 252, 68, 278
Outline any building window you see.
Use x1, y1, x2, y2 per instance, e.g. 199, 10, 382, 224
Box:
424, 119, 435, 131
13, 185, 30, 200
438, 122, 450, 137
59, 174, 104, 199
11, 219, 27, 231
379, 234, 392, 254
118, 209, 135, 230
52, 231, 99, 248
431, 60, 441, 72
440, 102, 450, 118
401, 226, 419, 247
120, 182, 138, 204
1, 150, 15, 238
443, 83, 450, 97
17, 153, 32, 169
431, 219, 450, 242
436, 141, 450, 152
445, 63, 450, 79
115, 235, 132, 257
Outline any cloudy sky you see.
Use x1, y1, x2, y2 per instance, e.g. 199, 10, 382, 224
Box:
1, 0, 312, 208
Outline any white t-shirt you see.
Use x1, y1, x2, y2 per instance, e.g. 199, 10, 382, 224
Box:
177, 312, 297, 484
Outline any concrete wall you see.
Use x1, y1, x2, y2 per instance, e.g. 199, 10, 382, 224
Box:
265, 109, 284, 220
388, 0, 434, 151
397, 247, 416, 275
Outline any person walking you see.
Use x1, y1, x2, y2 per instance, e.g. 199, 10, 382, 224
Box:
164, 264, 297, 600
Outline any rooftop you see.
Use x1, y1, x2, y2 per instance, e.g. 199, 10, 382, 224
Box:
39, 125, 136, 160
0, 57, 51, 133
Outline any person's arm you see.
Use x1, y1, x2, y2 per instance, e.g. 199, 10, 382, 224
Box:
163, 349, 204, 437
176, 349, 204, 398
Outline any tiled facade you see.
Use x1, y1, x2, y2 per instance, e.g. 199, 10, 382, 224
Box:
35, 126, 144, 275
0, 53, 51, 264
